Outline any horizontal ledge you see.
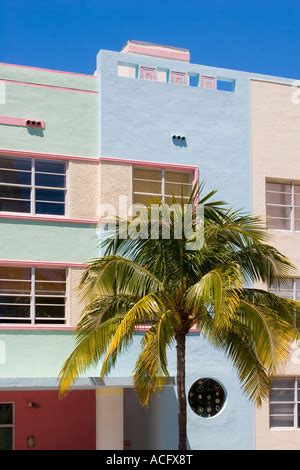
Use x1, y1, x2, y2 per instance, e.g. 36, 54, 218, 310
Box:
0, 116, 45, 129
0, 149, 199, 172
0, 324, 199, 334
0, 213, 98, 225
2, 78, 98, 94
0, 325, 75, 331
0, 259, 88, 268
0, 61, 97, 79
0, 148, 99, 163
0, 376, 175, 390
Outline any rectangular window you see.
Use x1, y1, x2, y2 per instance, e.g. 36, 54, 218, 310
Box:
170, 71, 187, 86
270, 377, 300, 428
0, 403, 14, 450
0, 157, 66, 216
140, 67, 157, 81
157, 68, 168, 83
133, 167, 193, 206
117, 63, 138, 79
188, 73, 199, 87
266, 180, 300, 231
0, 267, 66, 324
201, 76, 216, 90
268, 278, 300, 327
217, 77, 236, 92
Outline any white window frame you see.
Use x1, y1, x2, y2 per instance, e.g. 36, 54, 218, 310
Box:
0, 402, 14, 450
0, 157, 67, 217
266, 180, 300, 232
0, 267, 67, 325
270, 377, 300, 430
133, 166, 194, 204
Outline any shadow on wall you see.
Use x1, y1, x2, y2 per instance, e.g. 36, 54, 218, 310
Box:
124, 387, 190, 450
27, 127, 44, 137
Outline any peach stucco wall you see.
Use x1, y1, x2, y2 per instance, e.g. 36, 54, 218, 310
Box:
251, 79, 300, 449
68, 161, 100, 220
99, 161, 132, 217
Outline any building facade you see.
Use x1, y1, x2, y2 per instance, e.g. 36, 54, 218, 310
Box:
0, 40, 299, 450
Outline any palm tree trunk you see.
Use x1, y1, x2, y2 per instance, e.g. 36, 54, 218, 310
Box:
176, 331, 187, 450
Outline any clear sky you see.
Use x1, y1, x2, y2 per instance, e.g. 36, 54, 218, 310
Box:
1, 0, 300, 78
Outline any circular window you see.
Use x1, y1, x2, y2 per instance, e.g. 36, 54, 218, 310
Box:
188, 378, 225, 417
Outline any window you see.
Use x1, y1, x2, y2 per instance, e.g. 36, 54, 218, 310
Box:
188, 73, 199, 87
133, 167, 193, 205
188, 378, 226, 417
0, 267, 66, 324
266, 181, 300, 231
0, 403, 14, 450
117, 63, 138, 79
268, 279, 300, 327
217, 77, 236, 92
201, 76, 216, 90
268, 278, 300, 301
140, 67, 157, 81
0, 157, 66, 216
170, 71, 187, 86
157, 68, 168, 83
270, 377, 300, 428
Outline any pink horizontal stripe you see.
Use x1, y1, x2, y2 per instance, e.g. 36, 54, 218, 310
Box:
0, 149, 199, 173
0, 259, 88, 268
100, 156, 198, 172
0, 325, 75, 331
0, 116, 45, 129
122, 43, 190, 62
0, 213, 98, 225
0, 61, 97, 78
0, 148, 98, 163
3, 79, 98, 95
0, 324, 199, 332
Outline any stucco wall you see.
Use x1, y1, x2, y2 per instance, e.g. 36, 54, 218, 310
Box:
0, 219, 97, 263
251, 79, 300, 448
0, 80, 97, 156
68, 161, 100, 220
251, 79, 300, 270
0, 330, 254, 449
97, 50, 251, 210
100, 161, 132, 215
0, 389, 96, 450
69, 267, 85, 326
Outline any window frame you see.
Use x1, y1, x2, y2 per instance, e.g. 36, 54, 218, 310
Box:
269, 377, 300, 430
132, 166, 194, 205
0, 266, 68, 325
0, 156, 68, 217
266, 179, 300, 232
0, 402, 14, 450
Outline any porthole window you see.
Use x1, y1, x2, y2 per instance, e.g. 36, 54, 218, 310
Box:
188, 378, 225, 417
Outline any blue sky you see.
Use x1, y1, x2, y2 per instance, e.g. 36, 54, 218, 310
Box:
1, 0, 300, 78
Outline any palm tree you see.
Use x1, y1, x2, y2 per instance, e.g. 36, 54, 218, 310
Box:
59, 188, 299, 450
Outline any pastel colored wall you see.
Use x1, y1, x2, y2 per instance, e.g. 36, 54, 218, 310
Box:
0, 330, 254, 449
68, 161, 100, 220
100, 161, 133, 213
0, 390, 95, 450
97, 50, 251, 210
251, 79, 300, 270
69, 267, 85, 326
0, 220, 97, 263
0, 63, 98, 91
251, 79, 300, 449
0, 65, 98, 157
96, 49, 254, 449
